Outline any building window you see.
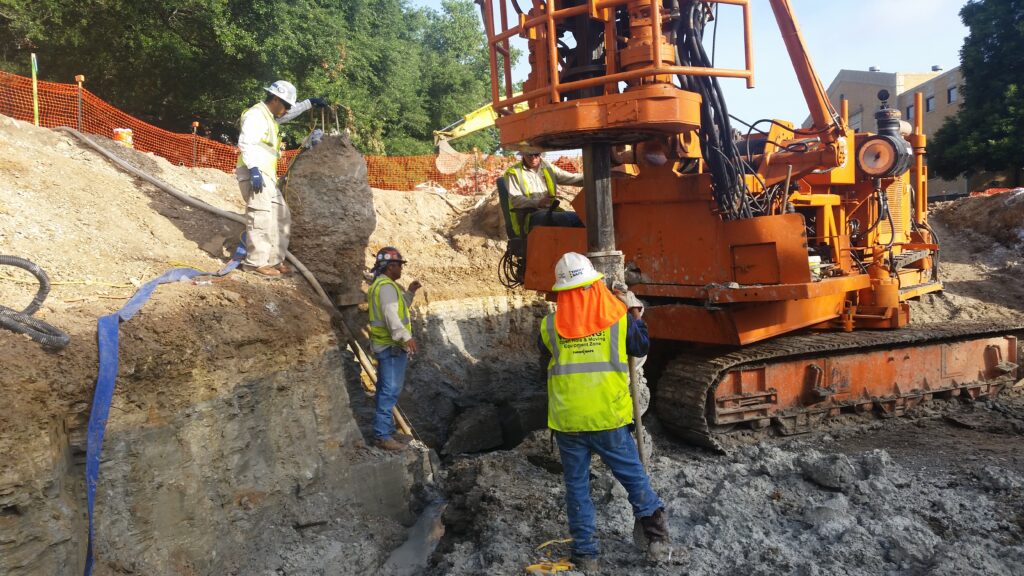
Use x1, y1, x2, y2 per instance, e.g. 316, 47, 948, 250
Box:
906, 104, 915, 120
948, 86, 958, 103
925, 96, 935, 112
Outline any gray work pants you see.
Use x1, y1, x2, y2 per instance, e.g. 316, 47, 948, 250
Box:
236, 167, 291, 268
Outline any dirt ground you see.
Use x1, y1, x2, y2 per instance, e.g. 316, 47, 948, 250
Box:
4, 108, 1024, 575
909, 197, 1024, 326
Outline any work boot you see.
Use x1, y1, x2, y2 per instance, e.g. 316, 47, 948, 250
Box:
276, 262, 295, 275
375, 437, 405, 451
570, 554, 599, 573
635, 508, 673, 562
248, 265, 281, 277
394, 432, 415, 444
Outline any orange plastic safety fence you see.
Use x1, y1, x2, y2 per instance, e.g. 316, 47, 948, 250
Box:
1, 70, 570, 193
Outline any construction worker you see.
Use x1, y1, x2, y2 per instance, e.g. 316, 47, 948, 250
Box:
236, 80, 327, 276
539, 252, 670, 572
367, 247, 422, 451
503, 150, 584, 237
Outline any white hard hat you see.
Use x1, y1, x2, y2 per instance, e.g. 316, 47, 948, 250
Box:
552, 252, 603, 292
264, 80, 297, 107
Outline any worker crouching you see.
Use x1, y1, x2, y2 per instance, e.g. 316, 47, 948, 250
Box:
539, 252, 671, 571
367, 247, 422, 451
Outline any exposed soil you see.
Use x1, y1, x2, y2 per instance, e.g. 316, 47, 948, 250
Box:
908, 198, 1024, 326
4, 110, 1024, 576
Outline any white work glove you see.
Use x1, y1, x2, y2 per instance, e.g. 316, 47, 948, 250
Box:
612, 281, 644, 318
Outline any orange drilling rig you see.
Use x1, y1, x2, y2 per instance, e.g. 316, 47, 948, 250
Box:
478, 0, 1021, 450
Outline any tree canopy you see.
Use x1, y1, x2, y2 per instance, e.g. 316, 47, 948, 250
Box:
930, 0, 1024, 185
0, 0, 500, 154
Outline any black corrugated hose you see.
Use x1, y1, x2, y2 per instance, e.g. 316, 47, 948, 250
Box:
0, 255, 70, 349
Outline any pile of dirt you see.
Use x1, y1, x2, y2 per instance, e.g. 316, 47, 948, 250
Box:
908, 203, 1024, 326
0, 114, 443, 575
936, 189, 1024, 249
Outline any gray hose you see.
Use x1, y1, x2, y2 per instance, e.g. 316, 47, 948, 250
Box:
55, 127, 247, 225
54, 128, 333, 300
0, 255, 70, 349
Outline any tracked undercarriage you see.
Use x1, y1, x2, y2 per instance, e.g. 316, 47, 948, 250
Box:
655, 323, 1024, 452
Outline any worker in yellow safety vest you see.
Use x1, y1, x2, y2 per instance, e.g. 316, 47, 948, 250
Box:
503, 150, 585, 237
538, 252, 671, 572
235, 80, 328, 276
367, 246, 422, 451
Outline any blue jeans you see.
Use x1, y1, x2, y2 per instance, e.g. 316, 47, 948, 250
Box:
373, 347, 408, 440
555, 426, 664, 558
529, 210, 584, 229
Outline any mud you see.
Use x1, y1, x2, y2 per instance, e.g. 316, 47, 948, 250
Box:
434, 394, 1024, 576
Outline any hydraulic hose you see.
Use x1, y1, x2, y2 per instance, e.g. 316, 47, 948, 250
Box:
0, 255, 71, 349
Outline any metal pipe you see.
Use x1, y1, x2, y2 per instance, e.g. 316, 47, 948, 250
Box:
583, 143, 615, 254
75, 74, 85, 132
741, 1, 755, 88
546, 0, 560, 104
913, 91, 927, 225
651, 0, 662, 74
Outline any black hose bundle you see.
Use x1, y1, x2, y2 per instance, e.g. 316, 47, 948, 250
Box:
676, 0, 752, 220
498, 245, 526, 289
0, 256, 70, 349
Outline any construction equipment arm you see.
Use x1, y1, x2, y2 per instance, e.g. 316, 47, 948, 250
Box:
433, 94, 527, 145
768, 0, 843, 141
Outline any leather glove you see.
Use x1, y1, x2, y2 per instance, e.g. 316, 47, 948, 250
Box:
308, 97, 328, 108
612, 281, 644, 317
248, 167, 264, 194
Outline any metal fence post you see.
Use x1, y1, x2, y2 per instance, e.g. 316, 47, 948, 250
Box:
191, 121, 199, 167
75, 75, 85, 132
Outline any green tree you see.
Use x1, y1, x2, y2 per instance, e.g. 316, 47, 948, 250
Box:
930, 0, 1024, 185
0, 0, 501, 155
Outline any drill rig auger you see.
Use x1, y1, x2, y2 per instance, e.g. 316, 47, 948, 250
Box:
476, 0, 1022, 451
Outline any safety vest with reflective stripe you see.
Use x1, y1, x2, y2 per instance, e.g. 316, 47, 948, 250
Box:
503, 162, 556, 236
236, 102, 281, 176
540, 313, 632, 432
367, 275, 412, 348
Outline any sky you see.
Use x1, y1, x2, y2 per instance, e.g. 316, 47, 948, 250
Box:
411, 0, 969, 131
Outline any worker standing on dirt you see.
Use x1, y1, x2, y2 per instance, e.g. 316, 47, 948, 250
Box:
235, 80, 327, 276
539, 252, 671, 571
503, 150, 584, 236
367, 247, 422, 451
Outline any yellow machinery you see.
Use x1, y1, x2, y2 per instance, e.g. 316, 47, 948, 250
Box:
433, 94, 527, 146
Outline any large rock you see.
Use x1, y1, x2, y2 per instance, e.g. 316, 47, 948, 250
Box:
286, 134, 377, 306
